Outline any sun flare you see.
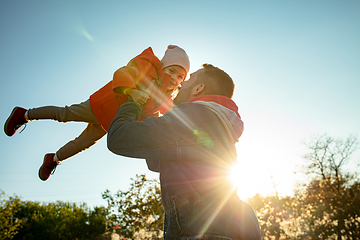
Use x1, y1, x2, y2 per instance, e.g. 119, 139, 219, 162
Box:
229, 162, 243, 189
228, 160, 264, 200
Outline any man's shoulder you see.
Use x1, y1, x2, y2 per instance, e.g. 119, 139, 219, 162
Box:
171, 102, 208, 113
165, 102, 215, 121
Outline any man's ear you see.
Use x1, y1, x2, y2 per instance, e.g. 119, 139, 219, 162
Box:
191, 83, 205, 96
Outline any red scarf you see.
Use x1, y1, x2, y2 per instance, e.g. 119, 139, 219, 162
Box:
189, 95, 241, 119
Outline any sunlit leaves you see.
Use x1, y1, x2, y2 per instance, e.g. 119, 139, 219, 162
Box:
247, 134, 360, 239
0, 190, 22, 240
102, 174, 164, 239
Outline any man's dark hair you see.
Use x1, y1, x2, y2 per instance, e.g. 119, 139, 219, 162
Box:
197, 64, 235, 98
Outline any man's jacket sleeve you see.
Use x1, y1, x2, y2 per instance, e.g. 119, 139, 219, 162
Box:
107, 100, 179, 163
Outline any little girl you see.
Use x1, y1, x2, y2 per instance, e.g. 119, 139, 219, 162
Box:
4, 45, 190, 181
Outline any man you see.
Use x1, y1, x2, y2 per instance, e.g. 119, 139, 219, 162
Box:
107, 64, 261, 240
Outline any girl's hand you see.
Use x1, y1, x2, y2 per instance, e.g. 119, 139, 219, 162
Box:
128, 88, 150, 105
143, 80, 157, 97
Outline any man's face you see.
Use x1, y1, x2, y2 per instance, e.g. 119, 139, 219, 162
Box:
173, 69, 202, 105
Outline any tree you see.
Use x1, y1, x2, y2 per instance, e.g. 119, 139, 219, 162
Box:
248, 134, 360, 240
88, 206, 111, 239
12, 201, 109, 240
0, 191, 22, 240
302, 134, 358, 180
248, 193, 300, 240
102, 174, 164, 239
294, 134, 360, 239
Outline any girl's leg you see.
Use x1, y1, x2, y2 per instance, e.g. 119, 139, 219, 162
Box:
27, 99, 98, 124
39, 123, 106, 181
5, 100, 97, 136
55, 123, 107, 161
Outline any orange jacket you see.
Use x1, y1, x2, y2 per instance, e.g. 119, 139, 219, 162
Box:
90, 47, 173, 131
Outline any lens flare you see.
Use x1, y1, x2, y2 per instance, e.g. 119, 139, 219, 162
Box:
75, 23, 93, 42
171, 108, 239, 236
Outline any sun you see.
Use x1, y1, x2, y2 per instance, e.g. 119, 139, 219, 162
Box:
229, 162, 250, 198
228, 160, 265, 200
229, 161, 243, 189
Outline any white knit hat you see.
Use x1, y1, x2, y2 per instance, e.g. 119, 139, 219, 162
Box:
161, 45, 190, 74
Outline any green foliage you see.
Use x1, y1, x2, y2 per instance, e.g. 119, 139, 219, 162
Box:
0, 191, 22, 240
102, 174, 164, 239
12, 200, 109, 240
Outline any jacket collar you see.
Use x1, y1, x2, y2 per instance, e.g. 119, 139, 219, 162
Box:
189, 95, 241, 118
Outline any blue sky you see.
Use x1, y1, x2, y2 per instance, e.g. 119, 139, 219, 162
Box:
1, 0, 359, 208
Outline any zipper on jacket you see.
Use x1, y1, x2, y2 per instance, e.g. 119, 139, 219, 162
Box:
156, 76, 163, 86
171, 196, 183, 233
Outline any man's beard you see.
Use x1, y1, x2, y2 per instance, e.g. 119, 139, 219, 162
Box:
173, 87, 190, 106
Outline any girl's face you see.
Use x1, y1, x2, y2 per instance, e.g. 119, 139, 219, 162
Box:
163, 65, 187, 91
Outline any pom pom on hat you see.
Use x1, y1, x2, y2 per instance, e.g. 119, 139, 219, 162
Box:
161, 45, 190, 74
